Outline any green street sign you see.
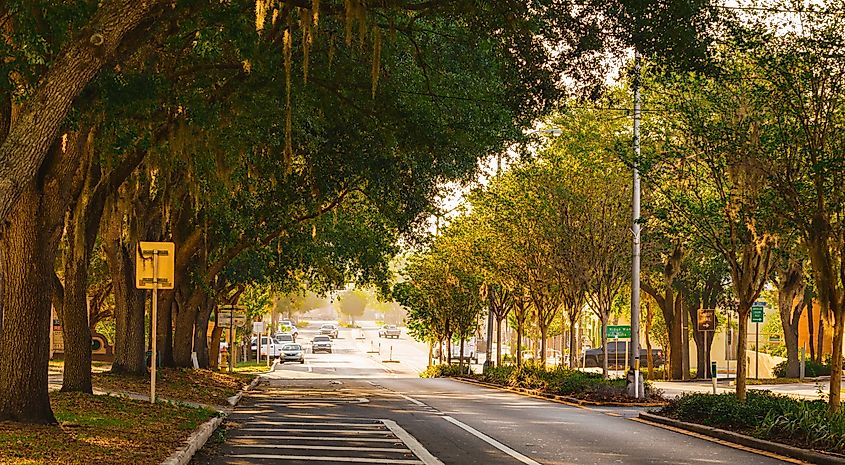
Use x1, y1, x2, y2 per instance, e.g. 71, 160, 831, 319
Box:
607, 325, 631, 338
751, 303, 765, 323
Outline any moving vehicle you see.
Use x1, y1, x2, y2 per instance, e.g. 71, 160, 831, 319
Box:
250, 336, 284, 357
584, 342, 664, 368
319, 323, 339, 338
378, 325, 401, 339
311, 335, 333, 353
274, 333, 295, 344
279, 344, 305, 364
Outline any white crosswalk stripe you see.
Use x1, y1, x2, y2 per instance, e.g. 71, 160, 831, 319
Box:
223, 418, 441, 465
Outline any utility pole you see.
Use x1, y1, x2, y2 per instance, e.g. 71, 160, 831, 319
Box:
629, 52, 642, 398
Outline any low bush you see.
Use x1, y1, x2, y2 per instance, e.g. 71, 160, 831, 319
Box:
420, 364, 471, 378
660, 391, 845, 454
773, 358, 832, 378
475, 364, 661, 402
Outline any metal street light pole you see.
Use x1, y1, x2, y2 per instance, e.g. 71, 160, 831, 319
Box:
630, 53, 642, 398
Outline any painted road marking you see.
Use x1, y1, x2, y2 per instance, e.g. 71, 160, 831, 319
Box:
233, 435, 401, 443
240, 427, 391, 434
248, 420, 384, 427
382, 419, 445, 465
231, 444, 412, 453
399, 394, 426, 407
442, 415, 542, 465
227, 454, 423, 464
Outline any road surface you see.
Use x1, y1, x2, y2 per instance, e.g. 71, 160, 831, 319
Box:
192, 322, 796, 465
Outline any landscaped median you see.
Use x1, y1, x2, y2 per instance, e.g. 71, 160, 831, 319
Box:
1, 366, 263, 464
422, 364, 666, 405
645, 391, 845, 464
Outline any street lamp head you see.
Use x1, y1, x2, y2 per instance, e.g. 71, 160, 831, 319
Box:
544, 128, 562, 137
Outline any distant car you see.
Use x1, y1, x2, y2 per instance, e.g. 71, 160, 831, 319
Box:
311, 335, 333, 354
379, 325, 401, 339
319, 324, 339, 338
274, 333, 295, 345
584, 342, 664, 368
279, 344, 304, 364
279, 321, 299, 337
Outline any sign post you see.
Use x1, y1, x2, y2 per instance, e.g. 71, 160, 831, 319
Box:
253, 321, 265, 364
752, 302, 765, 379
136, 242, 175, 404
698, 308, 716, 378
219, 305, 246, 372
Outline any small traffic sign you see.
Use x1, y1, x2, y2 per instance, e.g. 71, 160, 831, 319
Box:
218, 315, 246, 328
607, 325, 631, 338
698, 308, 716, 331
252, 321, 265, 334
136, 242, 175, 289
751, 303, 765, 323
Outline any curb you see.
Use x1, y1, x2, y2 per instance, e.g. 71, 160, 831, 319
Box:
162, 373, 264, 465
227, 372, 264, 407
638, 412, 845, 465
160, 414, 226, 465
452, 377, 668, 408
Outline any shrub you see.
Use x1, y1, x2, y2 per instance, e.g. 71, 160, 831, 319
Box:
662, 391, 845, 454
420, 364, 469, 378
773, 358, 831, 378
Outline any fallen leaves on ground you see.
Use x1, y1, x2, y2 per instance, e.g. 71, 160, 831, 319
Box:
0, 392, 218, 465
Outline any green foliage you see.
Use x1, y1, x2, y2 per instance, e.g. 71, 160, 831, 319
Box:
476, 365, 661, 402
662, 391, 845, 454
773, 359, 831, 378
420, 364, 469, 378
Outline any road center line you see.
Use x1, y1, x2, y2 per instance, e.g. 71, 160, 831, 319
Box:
441, 415, 542, 465
381, 419, 445, 465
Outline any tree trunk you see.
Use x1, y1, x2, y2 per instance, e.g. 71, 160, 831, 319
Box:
601, 316, 608, 378
107, 239, 147, 375
59, 260, 92, 393
645, 302, 654, 380
736, 308, 750, 401
830, 310, 844, 412
568, 314, 578, 369
459, 338, 465, 373
209, 324, 223, 370
496, 315, 504, 367
0, 189, 59, 423
158, 292, 175, 367
540, 326, 548, 370
516, 321, 523, 367
808, 297, 816, 362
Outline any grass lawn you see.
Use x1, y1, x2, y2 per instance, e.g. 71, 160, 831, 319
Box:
93, 368, 254, 406
0, 392, 218, 465
230, 360, 274, 374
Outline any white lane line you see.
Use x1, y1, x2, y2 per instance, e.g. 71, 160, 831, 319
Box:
227, 454, 422, 464
381, 419, 445, 465
233, 435, 401, 443
398, 394, 426, 407
441, 416, 541, 465
232, 444, 412, 453
249, 421, 384, 427
240, 428, 393, 434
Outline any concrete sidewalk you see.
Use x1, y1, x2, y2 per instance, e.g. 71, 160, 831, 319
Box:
654, 379, 830, 400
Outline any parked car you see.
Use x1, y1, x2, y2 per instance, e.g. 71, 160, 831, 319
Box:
433, 339, 478, 364
584, 342, 664, 368
319, 323, 339, 338
279, 344, 305, 364
250, 336, 284, 357
378, 325, 401, 339
274, 333, 295, 345
311, 335, 333, 354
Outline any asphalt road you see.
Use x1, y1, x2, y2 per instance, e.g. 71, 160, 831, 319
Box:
192, 323, 796, 465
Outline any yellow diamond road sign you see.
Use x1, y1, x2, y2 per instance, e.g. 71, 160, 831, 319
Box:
136, 242, 175, 289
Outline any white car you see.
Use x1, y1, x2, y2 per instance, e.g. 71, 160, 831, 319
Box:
279, 321, 299, 337
279, 344, 305, 364
250, 336, 283, 357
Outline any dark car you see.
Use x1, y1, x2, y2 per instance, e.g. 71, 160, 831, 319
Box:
584, 341, 664, 368
311, 335, 333, 354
